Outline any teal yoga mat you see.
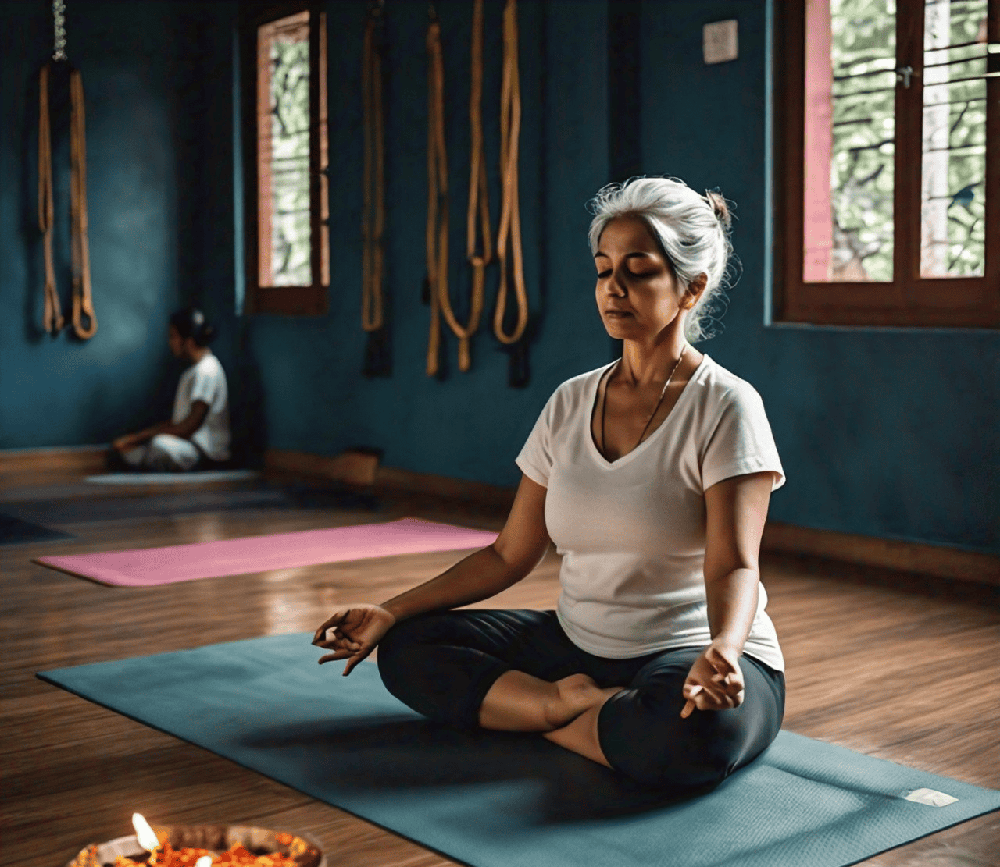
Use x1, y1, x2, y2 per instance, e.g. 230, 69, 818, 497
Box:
39, 633, 1000, 867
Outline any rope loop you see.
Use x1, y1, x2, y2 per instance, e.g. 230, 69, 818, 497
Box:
433, 0, 491, 373
39, 2, 96, 339
494, 0, 528, 346
69, 68, 96, 339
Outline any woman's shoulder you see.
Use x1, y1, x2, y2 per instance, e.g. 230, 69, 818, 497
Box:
549, 363, 610, 402
195, 352, 226, 376
557, 363, 610, 392
691, 354, 765, 408
536, 363, 611, 422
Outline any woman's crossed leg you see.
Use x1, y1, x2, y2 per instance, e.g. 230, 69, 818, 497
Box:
376, 609, 783, 793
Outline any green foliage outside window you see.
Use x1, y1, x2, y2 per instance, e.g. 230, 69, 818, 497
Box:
828, 0, 987, 281
269, 37, 311, 286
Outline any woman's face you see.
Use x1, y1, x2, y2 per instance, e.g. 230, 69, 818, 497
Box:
593, 216, 685, 343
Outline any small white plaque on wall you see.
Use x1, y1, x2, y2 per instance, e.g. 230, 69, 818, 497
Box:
703, 19, 739, 65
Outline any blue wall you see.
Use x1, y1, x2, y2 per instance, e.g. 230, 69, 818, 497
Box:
1, 0, 996, 555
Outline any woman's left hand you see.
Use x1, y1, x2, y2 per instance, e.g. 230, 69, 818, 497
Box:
680, 641, 745, 718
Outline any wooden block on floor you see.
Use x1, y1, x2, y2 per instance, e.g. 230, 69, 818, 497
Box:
265, 449, 380, 487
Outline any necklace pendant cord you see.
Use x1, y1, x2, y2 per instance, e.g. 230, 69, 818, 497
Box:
600, 345, 688, 457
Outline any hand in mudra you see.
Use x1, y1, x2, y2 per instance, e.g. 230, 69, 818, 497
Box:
680, 641, 746, 719
312, 604, 396, 676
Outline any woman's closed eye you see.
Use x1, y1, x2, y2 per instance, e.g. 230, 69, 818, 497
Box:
596, 269, 657, 280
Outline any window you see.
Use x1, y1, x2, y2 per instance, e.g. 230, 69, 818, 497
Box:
773, 0, 999, 327
240, 1, 329, 315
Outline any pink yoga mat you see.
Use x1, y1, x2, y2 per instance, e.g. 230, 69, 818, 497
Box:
34, 518, 499, 587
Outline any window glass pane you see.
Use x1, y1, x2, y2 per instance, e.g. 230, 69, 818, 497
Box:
920, 0, 988, 278
803, 0, 896, 282
257, 11, 312, 287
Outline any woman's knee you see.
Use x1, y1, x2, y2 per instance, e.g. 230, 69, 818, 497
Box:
375, 616, 423, 692
597, 688, 747, 791
376, 613, 508, 727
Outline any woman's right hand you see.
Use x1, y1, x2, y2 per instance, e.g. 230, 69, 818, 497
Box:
311, 604, 397, 676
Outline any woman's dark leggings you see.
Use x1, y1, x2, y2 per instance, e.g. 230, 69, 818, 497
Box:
377, 609, 785, 792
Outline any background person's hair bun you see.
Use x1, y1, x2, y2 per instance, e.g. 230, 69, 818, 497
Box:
170, 306, 216, 346
705, 190, 731, 230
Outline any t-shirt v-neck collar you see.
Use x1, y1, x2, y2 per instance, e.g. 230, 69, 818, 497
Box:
588, 354, 711, 469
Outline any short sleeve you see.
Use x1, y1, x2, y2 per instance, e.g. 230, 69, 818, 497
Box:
188, 361, 222, 406
515, 393, 556, 487
702, 384, 785, 493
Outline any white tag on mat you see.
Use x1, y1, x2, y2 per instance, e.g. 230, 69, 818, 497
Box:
905, 788, 959, 807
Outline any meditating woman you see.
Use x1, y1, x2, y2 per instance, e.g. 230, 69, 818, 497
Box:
313, 176, 786, 793
112, 307, 231, 472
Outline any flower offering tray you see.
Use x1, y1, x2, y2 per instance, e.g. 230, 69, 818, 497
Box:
66, 824, 325, 867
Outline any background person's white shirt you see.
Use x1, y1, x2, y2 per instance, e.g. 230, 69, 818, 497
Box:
516, 354, 786, 671
172, 352, 230, 461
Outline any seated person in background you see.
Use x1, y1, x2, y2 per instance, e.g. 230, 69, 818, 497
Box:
112, 307, 230, 472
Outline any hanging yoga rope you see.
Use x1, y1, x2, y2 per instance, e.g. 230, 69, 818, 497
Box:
424, 3, 448, 377
434, 0, 490, 373
38, 0, 96, 340
493, 0, 527, 349
361, 0, 391, 377
38, 63, 63, 335
361, 0, 386, 335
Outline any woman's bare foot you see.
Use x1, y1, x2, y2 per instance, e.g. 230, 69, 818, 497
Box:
478, 670, 624, 732
545, 674, 623, 728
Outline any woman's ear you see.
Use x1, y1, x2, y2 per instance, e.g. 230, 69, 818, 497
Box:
683, 274, 708, 309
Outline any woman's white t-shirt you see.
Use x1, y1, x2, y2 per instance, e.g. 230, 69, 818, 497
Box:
171, 353, 230, 461
516, 354, 785, 672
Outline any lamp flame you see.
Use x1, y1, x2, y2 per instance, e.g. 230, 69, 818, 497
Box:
131, 813, 160, 852
195, 858, 213, 867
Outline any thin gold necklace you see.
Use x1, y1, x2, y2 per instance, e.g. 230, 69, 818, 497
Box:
600, 344, 688, 457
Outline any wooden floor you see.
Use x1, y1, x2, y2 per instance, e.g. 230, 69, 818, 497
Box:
2, 468, 998, 867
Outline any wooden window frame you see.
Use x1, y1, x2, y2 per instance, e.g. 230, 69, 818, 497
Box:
239, 0, 329, 316
773, 0, 1000, 328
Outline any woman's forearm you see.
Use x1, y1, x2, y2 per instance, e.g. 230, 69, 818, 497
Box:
705, 567, 760, 653
131, 417, 200, 444
380, 544, 526, 623
124, 423, 167, 446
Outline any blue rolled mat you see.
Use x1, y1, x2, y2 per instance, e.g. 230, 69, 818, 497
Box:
38, 632, 1000, 867
1, 513, 73, 545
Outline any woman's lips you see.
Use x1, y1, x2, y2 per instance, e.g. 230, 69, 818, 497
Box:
604, 310, 632, 318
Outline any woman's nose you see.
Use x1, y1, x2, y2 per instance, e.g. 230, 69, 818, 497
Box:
607, 273, 627, 296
